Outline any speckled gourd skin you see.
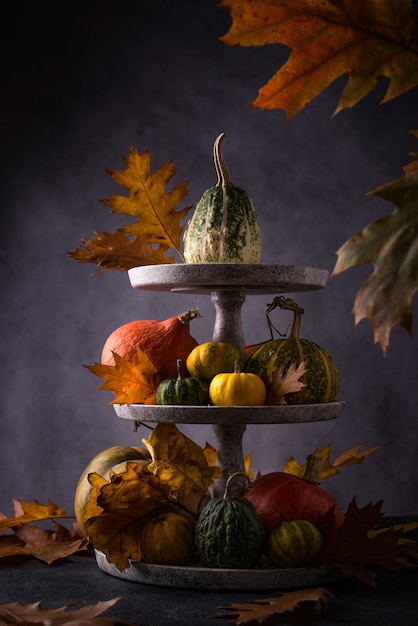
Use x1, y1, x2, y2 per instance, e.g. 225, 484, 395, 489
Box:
183, 133, 262, 264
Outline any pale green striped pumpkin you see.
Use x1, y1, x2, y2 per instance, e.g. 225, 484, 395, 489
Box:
245, 299, 340, 404
183, 133, 262, 264
265, 518, 323, 567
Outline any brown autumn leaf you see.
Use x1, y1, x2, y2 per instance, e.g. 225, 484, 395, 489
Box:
266, 360, 307, 405
332, 130, 418, 355
69, 146, 191, 270
315, 498, 418, 586
220, 0, 418, 119
84, 463, 182, 571
84, 347, 160, 404
283, 441, 390, 479
0, 500, 68, 533
0, 598, 135, 626
217, 587, 334, 624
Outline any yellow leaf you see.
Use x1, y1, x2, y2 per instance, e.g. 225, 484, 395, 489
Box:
0, 500, 68, 533
267, 360, 307, 405
220, 0, 418, 118
283, 442, 390, 479
143, 424, 221, 495
84, 346, 160, 404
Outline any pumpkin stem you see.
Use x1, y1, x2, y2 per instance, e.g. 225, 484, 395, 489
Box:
177, 305, 202, 325
223, 471, 251, 500
233, 359, 242, 374
272, 510, 287, 525
265, 296, 304, 340
176, 359, 184, 381
214, 133, 234, 187
303, 454, 322, 486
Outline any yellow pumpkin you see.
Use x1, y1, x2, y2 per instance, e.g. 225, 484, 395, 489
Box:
209, 362, 266, 406
186, 341, 244, 381
74, 445, 151, 536
139, 510, 196, 565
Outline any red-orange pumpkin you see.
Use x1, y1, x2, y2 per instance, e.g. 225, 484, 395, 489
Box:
101, 307, 201, 379
243, 455, 344, 539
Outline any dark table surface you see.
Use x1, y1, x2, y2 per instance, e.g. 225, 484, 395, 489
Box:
1, 516, 417, 626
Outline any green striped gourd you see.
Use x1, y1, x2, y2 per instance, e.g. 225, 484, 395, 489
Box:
183, 133, 262, 263
245, 297, 339, 404
155, 359, 209, 405
194, 472, 265, 569
265, 515, 323, 567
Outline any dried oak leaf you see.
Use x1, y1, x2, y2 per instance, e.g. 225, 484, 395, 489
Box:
220, 0, 418, 118
143, 423, 222, 496
0, 598, 135, 626
283, 441, 390, 479
0, 500, 68, 533
0, 521, 88, 564
314, 498, 418, 586
69, 146, 191, 270
84, 347, 160, 404
84, 463, 169, 571
333, 130, 418, 355
217, 587, 333, 624
266, 360, 307, 405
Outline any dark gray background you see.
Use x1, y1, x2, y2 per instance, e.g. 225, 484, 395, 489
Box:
2, 0, 417, 519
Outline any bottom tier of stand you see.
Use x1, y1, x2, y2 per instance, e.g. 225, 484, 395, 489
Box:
95, 550, 346, 591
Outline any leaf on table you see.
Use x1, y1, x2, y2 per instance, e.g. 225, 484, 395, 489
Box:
283, 441, 390, 479
0, 521, 88, 564
0, 500, 68, 533
0, 597, 135, 625
332, 129, 418, 355
315, 499, 418, 586
69, 146, 191, 270
266, 360, 307, 405
143, 423, 222, 496
220, 0, 418, 118
217, 587, 333, 624
84, 347, 160, 404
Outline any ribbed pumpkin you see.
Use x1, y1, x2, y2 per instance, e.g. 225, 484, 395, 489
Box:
139, 509, 196, 565
243, 455, 344, 540
186, 341, 244, 381
156, 359, 209, 405
183, 133, 262, 264
194, 472, 265, 569
265, 515, 323, 567
245, 297, 340, 404
74, 445, 151, 536
101, 307, 201, 380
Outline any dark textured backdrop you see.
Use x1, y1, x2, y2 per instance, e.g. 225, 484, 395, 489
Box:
2, 0, 417, 519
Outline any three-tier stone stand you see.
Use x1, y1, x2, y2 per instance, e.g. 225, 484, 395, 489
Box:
95, 263, 346, 591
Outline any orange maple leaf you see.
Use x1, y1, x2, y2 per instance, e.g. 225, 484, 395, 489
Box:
69, 146, 191, 270
84, 347, 160, 404
283, 442, 390, 479
220, 0, 418, 118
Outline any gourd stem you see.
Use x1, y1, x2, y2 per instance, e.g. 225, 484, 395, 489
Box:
177, 305, 202, 325
214, 133, 233, 187
265, 296, 304, 340
223, 471, 250, 500
303, 454, 322, 485
176, 359, 184, 381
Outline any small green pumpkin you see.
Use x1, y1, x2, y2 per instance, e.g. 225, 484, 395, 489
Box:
245, 297, 340, 404
265, 513, 323, 567
183, 133, 262, 264
155, 359, 209, 405
194, 472, 265, 569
